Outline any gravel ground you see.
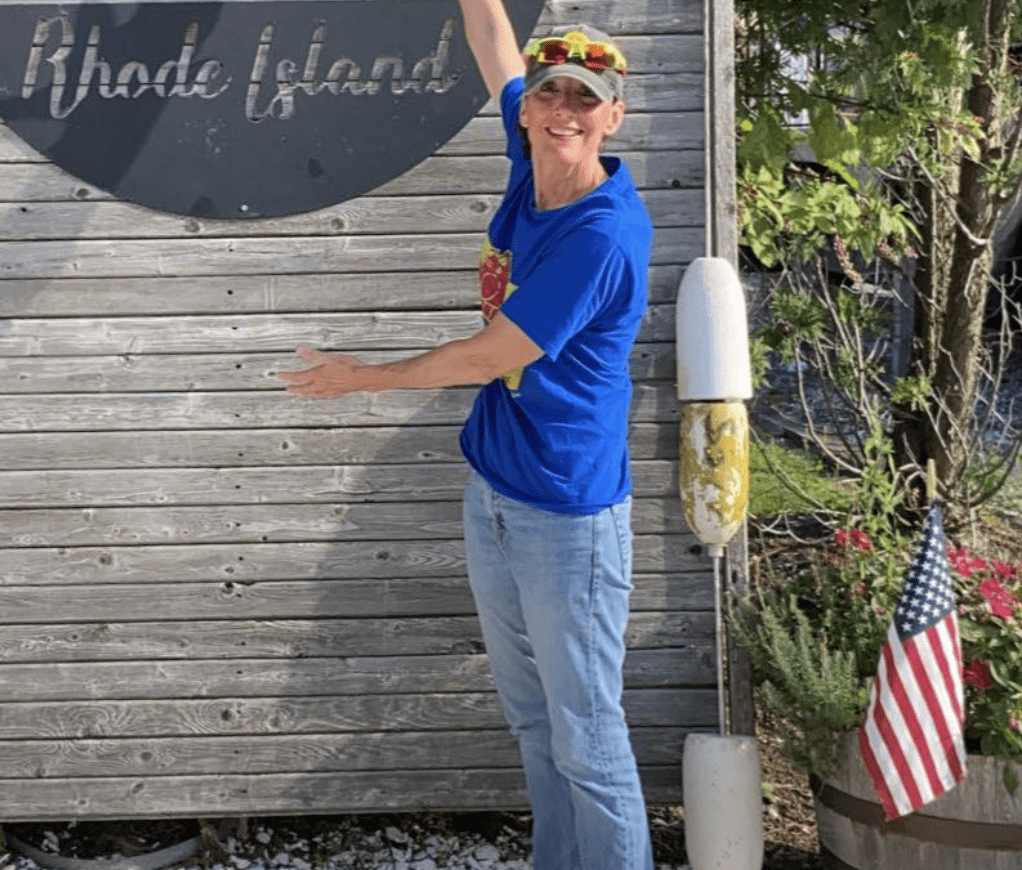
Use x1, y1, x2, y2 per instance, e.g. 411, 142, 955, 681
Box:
0, 813, 692, 870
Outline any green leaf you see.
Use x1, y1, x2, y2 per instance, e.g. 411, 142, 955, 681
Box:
807, 103, 860, 175
739, 108, 799, 173
1004, 765, 1019, 795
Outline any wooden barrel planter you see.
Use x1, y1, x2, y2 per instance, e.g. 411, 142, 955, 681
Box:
812, 733, 1022, 870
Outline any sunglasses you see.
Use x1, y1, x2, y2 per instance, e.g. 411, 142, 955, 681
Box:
524, 33, 628, 75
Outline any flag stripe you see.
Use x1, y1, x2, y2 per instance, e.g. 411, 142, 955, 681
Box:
870, 637, 927, 817
893, 637, 946, 799
869, 701, 918, 815
913, 619, 967, 783
929, 617, 963, 723
858, 726, 899, 820
878, 640, 934, 808
904, 630, 960, 787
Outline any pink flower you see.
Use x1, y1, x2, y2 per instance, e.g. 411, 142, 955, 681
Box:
1009, 716, 1022, 733
980, 578, 1006, 601
989, 597, 1013, 617
993, 560, 1015, 579
835, 529, 849, 547
850, 530, 873, 551
963, 659, 992, 689
980, 578, 1020, 619
949, 547, 975, 578
947, 546, 969, 563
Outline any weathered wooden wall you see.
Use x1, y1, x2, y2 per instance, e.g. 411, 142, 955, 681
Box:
0, 0, 725, 821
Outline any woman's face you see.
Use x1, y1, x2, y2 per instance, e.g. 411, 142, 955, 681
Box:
519, 76, 625, 168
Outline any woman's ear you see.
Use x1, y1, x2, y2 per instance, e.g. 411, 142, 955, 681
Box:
604, 98, 625, 136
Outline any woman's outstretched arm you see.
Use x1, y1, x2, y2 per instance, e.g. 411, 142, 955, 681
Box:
458, 0, 527, 101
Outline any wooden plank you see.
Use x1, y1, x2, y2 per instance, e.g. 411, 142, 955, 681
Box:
0, 646, 713, 701
539, 0, 703, 33
0, 689, 717, 739
704, 0, 738, 264
0, 500, 465, 546
0, 189, 701, 241
0, 264, 687, 317
0, 150, 703, 199
0, 425, 470, 469
381, 149, 704, 194
0, 93, 700, 172
0, 612, 713, 664
0, 311, 674, 361
0, 311, 483, 356
0, 305, 674, 357
0, 383, 680, 432
0, 764, 685, 822
0, 585, 708, 632
0, 532, 705, 585
0, 495, 689, 545
0, 227, 701, 281
0, 419, 678, 470
0, 459, 682, 509
0, 726, 692, 780
0, 271, 480, 316
0, 346, 672, 398
0, 342, 675, 394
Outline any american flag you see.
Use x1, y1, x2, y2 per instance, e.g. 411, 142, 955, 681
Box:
858, 503, 967, 819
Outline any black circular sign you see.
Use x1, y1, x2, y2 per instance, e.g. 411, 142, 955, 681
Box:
0, 1, 545, 218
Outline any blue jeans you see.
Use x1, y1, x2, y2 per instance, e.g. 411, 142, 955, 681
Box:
463, 470, 653, 870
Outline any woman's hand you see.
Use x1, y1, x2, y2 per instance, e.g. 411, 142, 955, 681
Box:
278, 314, 543, 396
277, 346, 368, 397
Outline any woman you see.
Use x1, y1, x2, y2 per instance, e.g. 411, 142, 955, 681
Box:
279, 1, 654, 866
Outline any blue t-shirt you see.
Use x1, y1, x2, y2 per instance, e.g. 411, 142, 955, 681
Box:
459, 76, 653, 514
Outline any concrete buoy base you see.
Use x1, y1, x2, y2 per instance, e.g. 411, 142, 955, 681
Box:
683, 733, 764, 870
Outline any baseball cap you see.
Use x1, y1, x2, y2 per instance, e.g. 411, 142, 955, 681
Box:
523, 25, 627, 104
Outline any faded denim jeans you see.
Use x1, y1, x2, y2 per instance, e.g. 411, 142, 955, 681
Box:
463, 469, 653, 870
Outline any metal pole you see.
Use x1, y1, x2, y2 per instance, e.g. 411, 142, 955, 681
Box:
709, 544, 727, 737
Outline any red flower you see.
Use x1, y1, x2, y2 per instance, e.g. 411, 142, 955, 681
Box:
850, 529, 873, 551
834, 529, 849, 547
963, 659, 992, 690
980, 578, 1020, 619
993, 560, 1015, 579
948, 546, 970, 576
980, 578, 1006, 600
990, 594, 1018, 620
989, 597, 1013, 617
947, 546, 969, 563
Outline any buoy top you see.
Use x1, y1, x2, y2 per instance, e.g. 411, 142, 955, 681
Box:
675, 257, 753, 402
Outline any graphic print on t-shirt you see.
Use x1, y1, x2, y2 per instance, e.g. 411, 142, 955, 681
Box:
479, 236, 523, 391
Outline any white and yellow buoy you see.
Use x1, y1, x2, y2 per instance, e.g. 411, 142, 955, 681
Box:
676, 257, 763, 870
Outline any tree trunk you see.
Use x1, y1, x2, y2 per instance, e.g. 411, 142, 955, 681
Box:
895, 0, 1013, 521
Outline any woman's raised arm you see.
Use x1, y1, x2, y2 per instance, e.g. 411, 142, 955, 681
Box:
457, 0, 527, 102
